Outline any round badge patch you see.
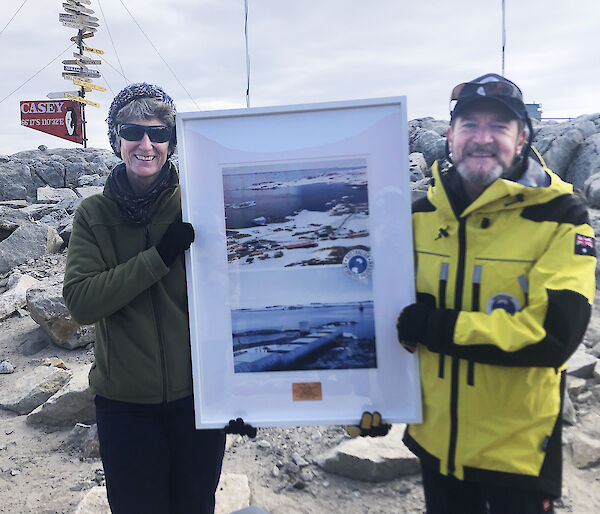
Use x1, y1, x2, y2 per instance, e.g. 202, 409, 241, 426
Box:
485, 293, 522, 314
342, 249, 374, 280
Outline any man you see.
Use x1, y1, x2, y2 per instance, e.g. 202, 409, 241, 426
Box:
396, 73, 596, 513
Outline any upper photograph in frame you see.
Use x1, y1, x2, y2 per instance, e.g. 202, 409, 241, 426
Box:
177, 97, 420, 428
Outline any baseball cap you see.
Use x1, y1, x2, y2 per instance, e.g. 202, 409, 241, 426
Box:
450, 73, 528, 122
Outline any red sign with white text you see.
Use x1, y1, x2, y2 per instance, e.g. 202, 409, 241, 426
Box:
20, 99, 84, 144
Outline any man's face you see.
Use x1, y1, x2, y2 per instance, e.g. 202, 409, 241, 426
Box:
447, 103, 527, 187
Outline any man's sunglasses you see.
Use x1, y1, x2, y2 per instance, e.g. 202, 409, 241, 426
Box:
117, 123, 173, 143
450, 80, 523, 102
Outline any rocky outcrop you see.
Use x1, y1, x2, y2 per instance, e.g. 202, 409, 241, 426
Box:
6, 147, 117, 202
0, 222, 62, 274
316, 424, 419, 481
26, 282, 95, 350
26, 366, 95, 428
0, 365, 71, 414
0, 272, 38, 320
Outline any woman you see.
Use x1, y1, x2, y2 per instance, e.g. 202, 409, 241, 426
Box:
63, 83, 225, 513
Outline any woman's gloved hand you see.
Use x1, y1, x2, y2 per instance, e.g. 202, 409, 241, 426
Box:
156, 221, 194, 266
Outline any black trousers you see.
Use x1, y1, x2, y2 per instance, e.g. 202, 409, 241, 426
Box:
95, 395, 226, 514
421, 464, 555, 514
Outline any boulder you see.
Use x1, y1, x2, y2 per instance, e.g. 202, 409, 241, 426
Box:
74, 486, 110, 514
26, 366, 95, 428
26, 282, 95, 350
29, 159, 66, 189
215, 473, 251, 514
315, 424, 419, 481
0, 222, 63, 275
409, 153, 427, 181
409, 128, 446, 167
567, 350, 598, 378
66, 423, 100, 458
0, 161, 30, 200
562, 391, 577, 426
0, 272, 39, 320
0, 365, 71, 414
76, 186, 103, 198
594, 360, 600, 383
566, 133, 600, 191
583, 172, 600, 209
37, 186, 78, 204
534, 127, 584, 180
570, 432, 600, 469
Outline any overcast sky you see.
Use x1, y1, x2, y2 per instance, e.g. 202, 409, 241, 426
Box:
0, 0, 598, 155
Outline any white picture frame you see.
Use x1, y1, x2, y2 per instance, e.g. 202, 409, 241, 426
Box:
176, 97, 421, 428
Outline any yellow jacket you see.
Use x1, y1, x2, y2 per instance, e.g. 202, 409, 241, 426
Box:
403, 156, 596, 497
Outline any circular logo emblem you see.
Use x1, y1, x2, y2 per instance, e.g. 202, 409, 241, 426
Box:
342, 249, 373, 280
485, 293, 522, 315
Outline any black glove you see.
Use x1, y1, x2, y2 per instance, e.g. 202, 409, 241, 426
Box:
156, 221, 194, 267
396, 302, 432, 351
224, 418, 257, 438
346, 411, 391, 438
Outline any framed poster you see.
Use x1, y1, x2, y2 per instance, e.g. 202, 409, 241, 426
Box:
177, 97, 420, 428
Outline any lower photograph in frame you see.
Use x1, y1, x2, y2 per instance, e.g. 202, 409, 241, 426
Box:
177, 97, 421, 428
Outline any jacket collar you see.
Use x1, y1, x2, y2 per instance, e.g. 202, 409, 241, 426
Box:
429, 157, 571, 219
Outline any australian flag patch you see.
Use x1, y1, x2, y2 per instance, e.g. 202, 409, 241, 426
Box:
575, 234, 596, 256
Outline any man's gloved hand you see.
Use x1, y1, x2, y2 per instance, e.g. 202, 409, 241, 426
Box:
224, 418, 257, 438
346, 411, 391, 438
396, 302, 433, 352
156, 221, 194, 267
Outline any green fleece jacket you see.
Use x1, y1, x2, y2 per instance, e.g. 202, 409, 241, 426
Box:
63, 162, 193, 403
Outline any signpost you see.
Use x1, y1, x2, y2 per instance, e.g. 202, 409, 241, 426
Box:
56, 0, 103, 146
20, 1, 105, 147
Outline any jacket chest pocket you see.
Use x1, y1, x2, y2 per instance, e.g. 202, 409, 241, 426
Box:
470, 258, 533, 315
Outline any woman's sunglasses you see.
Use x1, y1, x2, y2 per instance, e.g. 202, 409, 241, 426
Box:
117, 123, 173, 143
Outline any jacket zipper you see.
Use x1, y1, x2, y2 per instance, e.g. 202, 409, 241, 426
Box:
447, 216, 467, 475
146, 224, 168, 403
467, 264, 482, 387
438, 263, 449, 378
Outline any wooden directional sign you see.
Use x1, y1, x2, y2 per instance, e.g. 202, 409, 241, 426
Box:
73, 52, 101, 64
73, 78, 107, 92
63, 69, 101, 79
65, 0, 92, 5
67, 57, 100, 66
82, 45, 104, 55
47, 91, 80, 99
70, 32, 94, 42
59, 13, 99, 26
62, 2, 94, 15
64, 65, 88, 73
65, 93, 100, 108
62, 21, 97, 31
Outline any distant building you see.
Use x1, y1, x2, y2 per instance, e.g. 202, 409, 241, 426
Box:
526, 103, 542, 120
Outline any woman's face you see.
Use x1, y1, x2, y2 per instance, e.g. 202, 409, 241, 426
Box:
119, 117, 170, 194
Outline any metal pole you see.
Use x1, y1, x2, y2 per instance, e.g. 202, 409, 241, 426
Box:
77, 29, 88, 148
244, 0, 251, 108
501, 0, 506, 76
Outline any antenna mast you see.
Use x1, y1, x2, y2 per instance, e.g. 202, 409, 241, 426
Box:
501, 0, 506, 76
244, 0, 251, 107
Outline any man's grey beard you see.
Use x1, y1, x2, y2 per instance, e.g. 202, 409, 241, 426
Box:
456, 160, 506, 186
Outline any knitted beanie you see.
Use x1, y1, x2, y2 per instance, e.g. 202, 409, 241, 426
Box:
107, 82, 176, 157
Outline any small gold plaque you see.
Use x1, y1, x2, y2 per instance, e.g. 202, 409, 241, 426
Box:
292, 382, 323, 401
